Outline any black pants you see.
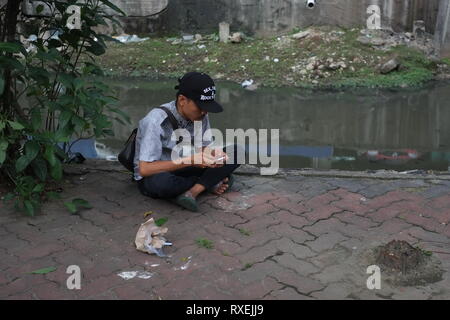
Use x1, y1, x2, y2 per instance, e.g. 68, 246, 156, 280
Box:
137, 145, 242, 199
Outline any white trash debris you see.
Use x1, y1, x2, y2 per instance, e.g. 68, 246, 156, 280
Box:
174, 256, 192, 271
241, 79, 254, 88
114, 34, 149, 44
183, 35, 194, 42
118, 271, 154, 280
292, 30, 310, 39
27, 34, 38, 42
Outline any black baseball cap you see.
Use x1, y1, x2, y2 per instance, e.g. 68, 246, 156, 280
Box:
175, 72, 223, 113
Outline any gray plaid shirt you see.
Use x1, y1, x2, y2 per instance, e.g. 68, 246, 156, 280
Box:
133, 100, 212, 181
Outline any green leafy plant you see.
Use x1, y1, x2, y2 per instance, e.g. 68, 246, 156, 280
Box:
64, 198, 93, 214
30, 266, 57, 274
0, 0, 129, 216
243, 263, 253, 270
239, 228, 251, 236
196, 238, 214, 249
155, 217, 168, 227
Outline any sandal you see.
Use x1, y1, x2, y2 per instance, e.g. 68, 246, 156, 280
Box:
209, 174, 235, 194
172, 192, 199, 212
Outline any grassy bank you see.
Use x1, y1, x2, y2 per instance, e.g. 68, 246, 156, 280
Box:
96, 26, 446, 89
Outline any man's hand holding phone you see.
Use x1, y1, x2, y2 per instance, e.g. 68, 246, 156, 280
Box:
192, 147, 229, 168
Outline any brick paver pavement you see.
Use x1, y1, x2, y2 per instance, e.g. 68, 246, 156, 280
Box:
1, 161, 450, 300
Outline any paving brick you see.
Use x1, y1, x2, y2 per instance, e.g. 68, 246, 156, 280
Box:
237, 260, 284, 284
268, 223, 314, 244
213, 239, 243, 256
305, 232, 349, 252
399, 226, 450, 244
311, 282, 356, 300
0, 274, 48, 298
204, 222, 242, 241
429, 194, 450, 210
270, 210, 309, 228
3, 291, 35, 300
234, 233, 282, 255
420, 185, 450, 199
367, 206, 402, 223
367, 190, 421, 210
75, 274, 124, 299
270, 197, 308, 214
79, 209, 123, 232
235, 240, 279, 264
235, 277, 283, 299
309, 247, 351, 270
304, 206, 342, 221
0, 226, 10, 237
268, 287, 314, 300
247, 192, 280, 206
3, 222, 43, 242
305, 193, 340, 210
113, 284, 154, 300
359, 183, 399, 199
274, 238, 317, 259
0, 234, 30, 253
312, 263, 364, 285
398, 212, 446, 233
6, 255, 56, 277
195, 250, 242, 272
337, 212, 378, 229
303, 217, 348, 236
368, 218, 413, 235
82, 257, 131, 281
273, 253, 319, 276
207, 211, 247, 227
237, 203, 279, 220
272, 268, 324, 295
235, 215, 280, 233
391, 288, 433, 300
33, 282, 77, 300
331, 188, 370, 207
326, 179, 369, 193
339, 238, 364, 252
0, 251, 20, 272
16, 242, 66, 261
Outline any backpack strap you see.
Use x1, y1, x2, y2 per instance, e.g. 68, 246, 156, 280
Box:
155, 106, 184, 144
156, 106, 179, 131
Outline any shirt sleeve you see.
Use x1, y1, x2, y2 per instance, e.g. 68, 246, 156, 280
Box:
138, 115, 163, 163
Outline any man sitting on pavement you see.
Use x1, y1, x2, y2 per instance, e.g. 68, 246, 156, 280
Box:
133, 72, 241, 212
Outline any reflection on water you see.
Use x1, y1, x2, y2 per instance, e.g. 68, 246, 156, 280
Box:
70, 77, 450, 171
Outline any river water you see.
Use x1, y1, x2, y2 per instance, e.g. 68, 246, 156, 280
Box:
72, 77, 450, 172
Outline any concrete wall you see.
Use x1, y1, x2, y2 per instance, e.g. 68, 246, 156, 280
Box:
435, 0, 450, 57
105, 0, 168, 16
122, 0, 441, 36
19, 0, 168, 17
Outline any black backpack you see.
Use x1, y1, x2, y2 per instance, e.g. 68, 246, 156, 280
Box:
118, 106, 182, 174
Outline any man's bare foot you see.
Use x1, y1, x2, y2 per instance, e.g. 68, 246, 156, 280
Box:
188, 184, 206, 199
211, 178, 230, 195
